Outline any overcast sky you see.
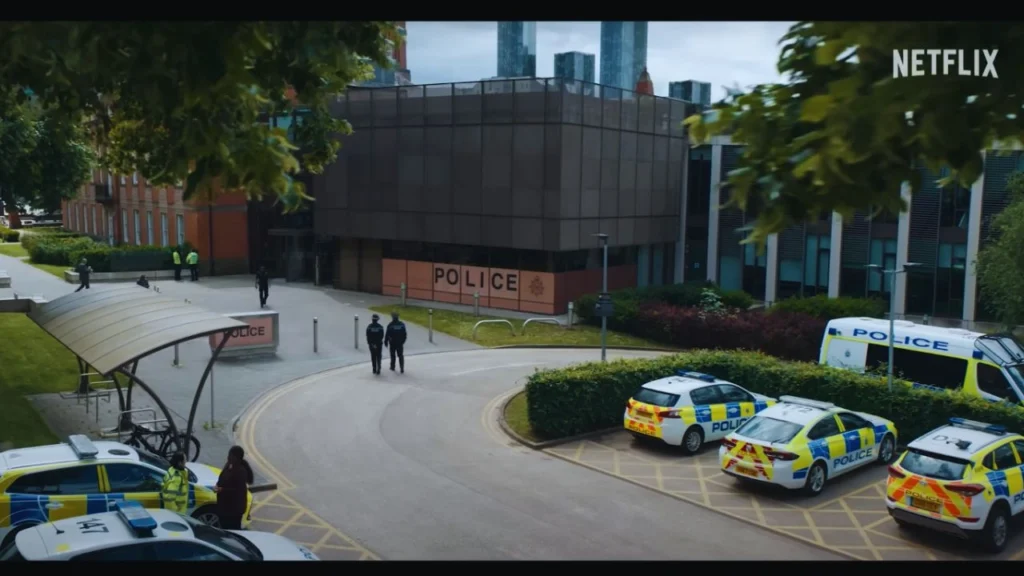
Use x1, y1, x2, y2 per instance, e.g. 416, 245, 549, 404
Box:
406, 22, 794, 102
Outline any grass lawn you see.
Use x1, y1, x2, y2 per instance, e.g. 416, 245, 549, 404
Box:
370, 304, 668, 349
503, 391, 540, 442
0, 243, 28, 258
28, 261, 69, 279
0, 314, 107, 448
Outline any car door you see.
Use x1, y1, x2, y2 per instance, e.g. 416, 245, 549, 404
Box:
982, 442, 1022, 514
977, 363, 1021, 405
1009, 441, 1024, 515
825, 338, 868, 372
2, 465, 103, 527
688, 385, 727, 441
713, 384, 756, 438
836, 412, 878, 471
102, 463, 165, 512
804, 415, 845, 477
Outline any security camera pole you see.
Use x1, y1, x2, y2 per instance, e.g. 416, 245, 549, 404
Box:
866, 262, 921, 392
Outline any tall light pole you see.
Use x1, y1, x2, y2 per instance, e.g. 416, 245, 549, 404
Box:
593, 233, 610, 362
866, 262, 921, 392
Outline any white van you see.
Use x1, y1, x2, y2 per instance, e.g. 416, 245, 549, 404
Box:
820, 317, 1024, 405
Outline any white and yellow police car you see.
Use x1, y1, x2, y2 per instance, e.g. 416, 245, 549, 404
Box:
623, 370, 776, 455
0, 500, 318, 561
720, 396, 898, 496
0, 435, 251, 550
886, 418, 1024, 553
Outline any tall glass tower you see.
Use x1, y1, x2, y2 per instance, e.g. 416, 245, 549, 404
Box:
600, 22, 648, 91
669, 80, 712, 106
497, 22, 537, 78
554, 51, 595, 83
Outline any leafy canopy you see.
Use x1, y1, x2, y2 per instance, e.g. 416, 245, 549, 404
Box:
687, 22, 1020, 244
977, 172, 1024, 327
0, 22, 398, 210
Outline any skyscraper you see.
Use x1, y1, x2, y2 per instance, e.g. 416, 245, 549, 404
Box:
362, 21, 410, 87
554, 51, 596, 83
600, 22, 648, 91
497, 22, 537, 78
669, 80, 712, 106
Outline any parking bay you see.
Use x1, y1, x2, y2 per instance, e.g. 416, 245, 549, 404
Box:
545, 430, 1024, 561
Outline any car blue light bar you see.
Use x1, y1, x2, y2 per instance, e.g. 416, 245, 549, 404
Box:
67, 434, 99, 459
115, 501, 157, 536
949, 417, 1007, 435
677, 370, 716, 382
779, 395, 836, 411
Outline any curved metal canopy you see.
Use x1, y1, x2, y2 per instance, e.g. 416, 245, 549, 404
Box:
28, 286, 247, 376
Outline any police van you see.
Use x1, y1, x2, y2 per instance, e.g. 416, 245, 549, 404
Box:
819, 317, 1024, 405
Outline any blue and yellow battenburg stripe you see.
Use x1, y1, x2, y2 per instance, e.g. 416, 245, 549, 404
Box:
792, 423, 893, 480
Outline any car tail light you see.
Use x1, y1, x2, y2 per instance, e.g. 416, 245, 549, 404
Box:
763, 448, 798, 461
660, 410, 681, 419
946, 483, 985, 497
888, 465, 906, 480
721, 438, 737, 449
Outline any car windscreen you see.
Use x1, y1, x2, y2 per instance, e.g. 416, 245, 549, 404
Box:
899, 449, 969, 481
735, 416, 803, 444
184, 516, 263, 561
0, 540, 25, 561
632, 388, 680, 408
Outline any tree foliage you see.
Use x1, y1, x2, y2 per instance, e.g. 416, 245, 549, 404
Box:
0, 22, 398, 210
687, 22, 1022, 244
977, 172, 1024, 327
0, 91, 95, 223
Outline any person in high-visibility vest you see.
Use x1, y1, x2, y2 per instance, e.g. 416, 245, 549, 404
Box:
161, 452, 190, 514
172, 249, 182, 282
187, 249, 199, 281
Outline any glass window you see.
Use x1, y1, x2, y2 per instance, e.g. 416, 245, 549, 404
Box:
736, 417, 803, 444
149, 541, 233, 561
91, 209, 96, 237
104, 464, 163, 493
902, 449, 969, 480
146, 212, 153, 245
689, 386, 722, 406
72, 544, 148, 561
993, 443, 1019, 470
7, 465, 101, 495
161, 214, 169, 247
866, 344, 967, 390
1013, 441, 1024, 462
134, 210, 141, 245
838, 412, 872, 431
0, 540, 26, 561
121, 210, 128, 243
716, 384, 753, 403
176, 215, 185, 246
182, 516, 262, 561
132, 172, 138, 185
631, 388, 680, 408
977, 364, 1016, 401
807, 416, 841, 440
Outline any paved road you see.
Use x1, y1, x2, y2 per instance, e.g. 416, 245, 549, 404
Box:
238, 348, 842, 561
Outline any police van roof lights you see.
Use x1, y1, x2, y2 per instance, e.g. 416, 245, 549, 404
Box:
779, 396, 836, 411
677, 370, 716, 382
949, 417, 1007, 435
115, 501, 157, 536
67, 435, 99, 459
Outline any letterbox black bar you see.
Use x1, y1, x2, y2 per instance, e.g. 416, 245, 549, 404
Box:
185, 328, 231, 443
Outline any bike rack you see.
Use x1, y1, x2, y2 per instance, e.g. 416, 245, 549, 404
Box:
59, 371, 114, 403
110, 408, 169, 442
472, 319, 516, 340
520, 317, 563, 334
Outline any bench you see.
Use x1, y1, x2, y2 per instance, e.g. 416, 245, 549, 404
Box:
0, 270, 9, 288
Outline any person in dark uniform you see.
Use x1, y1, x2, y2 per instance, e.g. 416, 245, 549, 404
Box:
74, 258, 92, 292
366, 313, 385, 375
384, 311, 407, 373
255, 266, 270, 308
215, 445, 253, 530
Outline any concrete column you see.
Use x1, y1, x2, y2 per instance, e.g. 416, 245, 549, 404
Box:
963, 151, 986, 324
828, 212, 843, 298
706, 144, 722, 283
894, 182, 913, 317
765, 234, 779, 305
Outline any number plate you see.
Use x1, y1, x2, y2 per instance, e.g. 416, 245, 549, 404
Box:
910, 496, 941, 513
626, 419, 658, 437
735, 464, 758, 478
635, 410, 653, 419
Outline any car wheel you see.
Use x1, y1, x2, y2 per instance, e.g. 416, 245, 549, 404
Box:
680, 426, 704, 456
802, 461, 828, 497
877, 434, 896, 465
979, 503, 1011, 554
0, 523, 36, 550
192, 506, 221, 528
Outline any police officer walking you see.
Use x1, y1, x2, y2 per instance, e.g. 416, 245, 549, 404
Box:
384, 311, 407, 373
187, 249, 200, 281
255, 265, 270, 308
160, 452, 189, 514
366, 313, 385, 375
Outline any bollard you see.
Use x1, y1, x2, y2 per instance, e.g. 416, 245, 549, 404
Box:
567, 302, 574, 330
473, 292, 480, 316
354, 315, 359, 350
428, 309, 434, 344
172, 344, 180, 367
313, 317, 319, 354
400, 282, 407, 307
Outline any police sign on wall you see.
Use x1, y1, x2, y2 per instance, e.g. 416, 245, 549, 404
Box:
209, 311, 280, 359
382, 259, 557, 314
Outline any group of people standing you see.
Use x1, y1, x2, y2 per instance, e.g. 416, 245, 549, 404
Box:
172, 248, 200, 282
160, 445, 254, 530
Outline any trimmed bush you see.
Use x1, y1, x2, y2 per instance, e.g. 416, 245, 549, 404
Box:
21, 230, 82, 253
26, 236, 95, 266
575, 282, 755, 328
524, 350, 1024, 441
68, 243, 194, 273
631, 303, 826, 361
0, 226, 19, 242
770, 294, 886, 321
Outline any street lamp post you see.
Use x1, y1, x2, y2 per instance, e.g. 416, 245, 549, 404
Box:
593, 233, 610, 362
866, 262, 921, 392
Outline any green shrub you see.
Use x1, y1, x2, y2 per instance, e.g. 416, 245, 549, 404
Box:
575, 282, 755, 327
68, 243, 194, 273
524, 350, 1024, 442
26, 236, 95, 266
21, 230, 82, 253
770, 294, 886, 321
0, 226, 19, 242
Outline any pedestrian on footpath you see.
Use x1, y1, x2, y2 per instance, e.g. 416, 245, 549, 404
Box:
255, 265, 270, 308
160, 452, 189, 514
74, 258, 92, 292
366, 313, 385, 375
384, 311, 407, 374
172, 248, 182, 281
214, 445, 253, 530
187, 249, 199, 281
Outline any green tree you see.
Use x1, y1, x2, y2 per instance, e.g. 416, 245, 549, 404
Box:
687, 22, 1019, 244
977, 172, 1024, 327
0, 22, 398, 210
0, 92, 94, 227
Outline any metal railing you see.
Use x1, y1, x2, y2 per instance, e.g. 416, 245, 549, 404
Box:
472, 319, 516, 340
520, 317, 563, 334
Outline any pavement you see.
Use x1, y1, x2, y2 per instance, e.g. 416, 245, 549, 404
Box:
236, 348, 842, 561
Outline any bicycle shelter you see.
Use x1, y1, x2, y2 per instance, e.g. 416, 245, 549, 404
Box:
27, 286, 248, 450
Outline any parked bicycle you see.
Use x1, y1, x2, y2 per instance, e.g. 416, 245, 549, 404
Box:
124, 423, 201, 462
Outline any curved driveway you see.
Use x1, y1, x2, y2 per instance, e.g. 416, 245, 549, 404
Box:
237, 348, 842, 561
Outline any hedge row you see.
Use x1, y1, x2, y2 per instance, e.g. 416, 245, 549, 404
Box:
0, 226, 19, 242
769, 294, 886, 321
524, 350, 1024, 442
575, 282, 756, 329
22, 229, 193, 272
632, 303, 825, 361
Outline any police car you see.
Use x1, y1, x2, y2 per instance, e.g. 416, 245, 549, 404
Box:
0, 500, 318, 561
0, 435, 251, 550
886, 418, 1024, 553
623, 370, 776, 455
720, 396, 898, 496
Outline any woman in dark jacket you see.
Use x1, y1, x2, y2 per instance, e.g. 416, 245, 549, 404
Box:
215, 445, 253, 530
